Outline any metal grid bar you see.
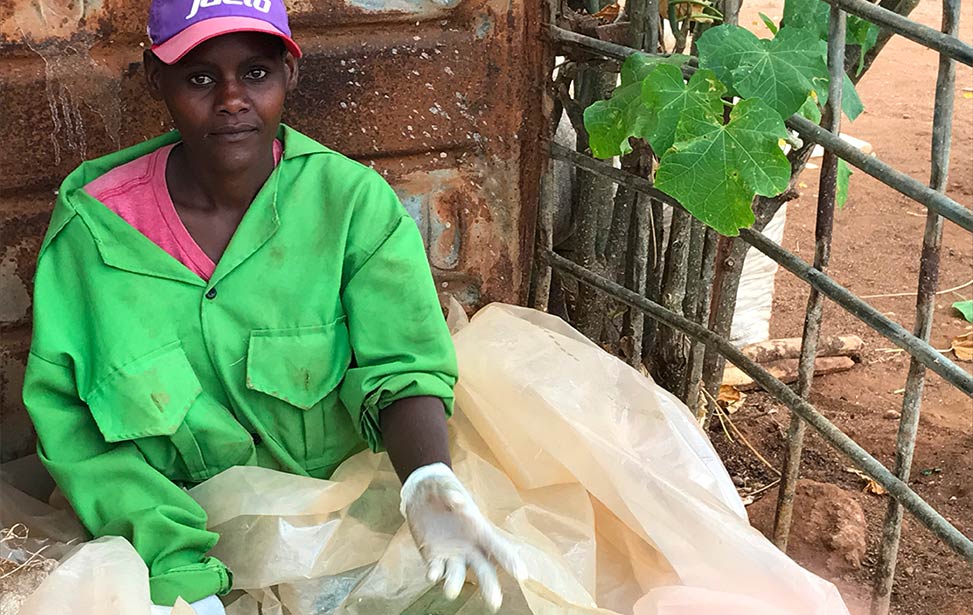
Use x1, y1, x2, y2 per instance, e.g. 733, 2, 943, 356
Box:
531, 160, 556, 312
773, 4, 847, 550
821, 0, 973, 66
738, 228, 973, 395
693, 0, 744, 428
540, 248, 973, 560
721, 0, 741, 26
550, 25, 658, 61
538, 3, 973, 602
785, 115, 973, 231
549, 142, 973, 395
871, 0, 962, 612
685, 228, 718, 416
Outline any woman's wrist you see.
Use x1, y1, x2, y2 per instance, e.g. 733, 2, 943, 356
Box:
379, 396, 452, 483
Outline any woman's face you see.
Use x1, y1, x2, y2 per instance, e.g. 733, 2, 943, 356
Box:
145, 32, 298, 174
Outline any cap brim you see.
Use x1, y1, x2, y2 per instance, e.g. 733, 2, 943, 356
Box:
151, 16, 302, 64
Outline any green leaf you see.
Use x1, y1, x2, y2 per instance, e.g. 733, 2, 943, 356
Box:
818, 72, 865, 121
656, 98, 791, 236
783, 0, 828, 38
621, 52, 691, 87
784, 0, 879, 77
759, 12, 779, 35
847, 15, 879, 75
584, 53, 694, 159
953, 300, 973, 322
800, 53, 864, 121
798, 93, 822, 123
778, 0, 869, 120
836, 158, 852, 207
696, 24, 742, 90
641, 65, 726, 155
583, 83, 653, 158
841, 73, 865, 121
699, 26, 829, 119
732, 27, 830, 119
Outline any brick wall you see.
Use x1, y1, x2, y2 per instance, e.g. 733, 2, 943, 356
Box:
0, 0, 547, 461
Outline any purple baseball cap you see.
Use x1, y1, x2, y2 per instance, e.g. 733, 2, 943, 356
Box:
147, 0, 302, 65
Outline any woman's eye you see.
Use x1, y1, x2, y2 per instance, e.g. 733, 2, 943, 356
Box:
189, 74, 213, 86
246, 68, 269, 80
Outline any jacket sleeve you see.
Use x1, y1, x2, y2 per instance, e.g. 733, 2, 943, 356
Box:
337, 176, 458, 452
24, 354, 232, 605
23, 224, 231, 606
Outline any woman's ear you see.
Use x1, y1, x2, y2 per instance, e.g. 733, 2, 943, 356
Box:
144, 50, 166, 101
284, 53, 299, 93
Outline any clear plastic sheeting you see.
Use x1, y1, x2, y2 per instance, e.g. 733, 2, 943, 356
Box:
3, 303, 849, 614
15, 537, 153, 615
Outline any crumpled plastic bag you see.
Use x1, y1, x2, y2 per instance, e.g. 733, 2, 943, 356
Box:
14, 536, 152, 615
4, 303, 849, 614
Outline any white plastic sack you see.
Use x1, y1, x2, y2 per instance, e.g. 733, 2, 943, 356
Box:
4, 303, 848, 614
731, 205, 788, 347
653, 203, 786, 348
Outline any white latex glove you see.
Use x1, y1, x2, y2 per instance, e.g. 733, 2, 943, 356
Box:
400, 463, 527, 612
151, 595, 226, 615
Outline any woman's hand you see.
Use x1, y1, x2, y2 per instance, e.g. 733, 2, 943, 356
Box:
400, 463, 527, 612
381, 397, 526, 610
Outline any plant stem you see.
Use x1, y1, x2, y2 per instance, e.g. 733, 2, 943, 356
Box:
653, 206, 693, 393
572, 3, 619, 339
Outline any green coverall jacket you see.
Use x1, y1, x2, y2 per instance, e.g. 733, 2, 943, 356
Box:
22, 125, 458, 605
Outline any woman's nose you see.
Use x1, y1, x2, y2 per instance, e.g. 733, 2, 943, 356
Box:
216, 79, 249, 115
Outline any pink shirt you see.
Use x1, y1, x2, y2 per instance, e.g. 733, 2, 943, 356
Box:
84, 140, 283, 281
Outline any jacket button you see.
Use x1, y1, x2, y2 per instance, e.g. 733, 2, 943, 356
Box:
205, 287, 217, 300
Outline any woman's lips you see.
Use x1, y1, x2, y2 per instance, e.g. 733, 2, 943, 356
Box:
207, 126, 258, 142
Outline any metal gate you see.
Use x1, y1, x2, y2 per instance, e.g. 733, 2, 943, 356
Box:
531, 0, 972, 612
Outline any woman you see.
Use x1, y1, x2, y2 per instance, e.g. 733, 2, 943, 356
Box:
22, 1, 524, 613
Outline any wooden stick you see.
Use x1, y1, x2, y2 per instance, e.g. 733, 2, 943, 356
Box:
859, 278, 971, 300
723, 356, 857, 391
739, 335, 864, 364
713, 398, 734, 442
702, 388, 782, 476
748, 478, 782, 499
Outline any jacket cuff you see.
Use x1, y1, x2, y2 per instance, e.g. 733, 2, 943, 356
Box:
149, 557, 232, 606
360, 374, 456, 453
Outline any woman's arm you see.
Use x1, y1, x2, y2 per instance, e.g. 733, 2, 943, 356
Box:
337, 176, 523, 611
384, 395, 526, 613
25, 220, 232, 606
380, 396, 451, 482
24, 352, 231, 606
337, 179, 458, 455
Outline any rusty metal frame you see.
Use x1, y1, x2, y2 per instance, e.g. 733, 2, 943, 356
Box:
534, 0, 973, 611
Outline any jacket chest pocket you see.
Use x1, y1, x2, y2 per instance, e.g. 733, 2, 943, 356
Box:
245, 317, 353, 466
86, 342, 254, 483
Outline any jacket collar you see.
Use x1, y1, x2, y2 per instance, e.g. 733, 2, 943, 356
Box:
73, 189, 208, 286
279, 124, 334, 159
61, 124, 326, 286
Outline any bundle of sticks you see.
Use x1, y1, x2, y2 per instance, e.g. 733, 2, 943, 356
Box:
723, 335, 864, 391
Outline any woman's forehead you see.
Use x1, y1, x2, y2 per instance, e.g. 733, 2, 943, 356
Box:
176, 31, 284, 65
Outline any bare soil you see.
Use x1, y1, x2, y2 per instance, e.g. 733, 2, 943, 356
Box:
711, 2, 973, 614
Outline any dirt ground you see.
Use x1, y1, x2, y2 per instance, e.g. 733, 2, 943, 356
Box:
708, 2, 973, 614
